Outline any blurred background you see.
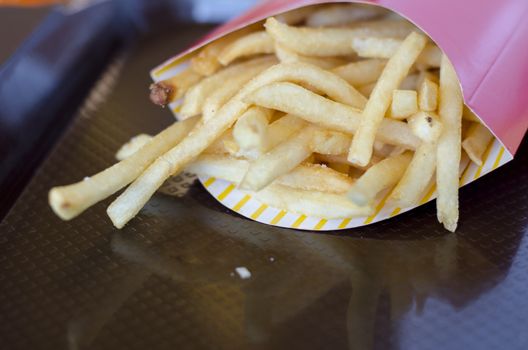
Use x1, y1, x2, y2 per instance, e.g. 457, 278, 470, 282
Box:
0, 0, 258, 218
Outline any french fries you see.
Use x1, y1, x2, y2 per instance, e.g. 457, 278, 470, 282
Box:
351, 38, 442, 68
348, 32, 427, 167
240, 127, 315, 191
436, 55, 463, 232
218, 31, 275, 66
418, 78, 439, 112
390, 90, 418, 119
188, 154, 353, 194
462, 122, 494, 166
306, 3, 387, 27
50, 4, 497, 232
49, 116, 199, 220
347, 153, 413, 206
181, 56, 276, 118
390, 112, 442, 207
244, 82, 419, 149
233, 106, 274, 159
332, 59, 387, 86
265, 17, 415, 57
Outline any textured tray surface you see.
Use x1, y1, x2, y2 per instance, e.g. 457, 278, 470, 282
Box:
1, 27, 528, 350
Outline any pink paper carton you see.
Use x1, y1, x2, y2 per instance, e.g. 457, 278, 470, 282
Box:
151, 1, 526, 231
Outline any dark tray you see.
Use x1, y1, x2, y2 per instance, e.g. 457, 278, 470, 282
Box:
1, 18, 528, 350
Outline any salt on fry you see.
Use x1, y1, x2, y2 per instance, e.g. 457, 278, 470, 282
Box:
348, 32, 427, 166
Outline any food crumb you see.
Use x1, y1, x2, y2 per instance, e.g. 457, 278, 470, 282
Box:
235, 267, 251, 279
269, 257, 275, 262
83, 177, 90, 181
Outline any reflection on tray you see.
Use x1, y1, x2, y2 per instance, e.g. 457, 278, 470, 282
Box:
66, 186, 514, 349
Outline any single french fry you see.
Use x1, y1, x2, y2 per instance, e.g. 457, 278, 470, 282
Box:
418, 78, 439, 112
188, 155, 353, 194
201, 59, 276, 121
275, 43, 347, 70
149, 67, 203, 107
390, 112, 443, 207
348, 32, 427, 166
358, 82, 376, 97
351, 38, 441, 67
204, 130, 235, 155
311, 129, 351, 155
462, 123, 494, 166
265, 17, 415, 57
390, 90, 418, 120
190, 24, 260, 75
116, 134, 152, 161
332, 59, 387, 87
49, 116, 199, 220
306, 3, 387, 27
181, 56, 276, 118
275, 5, 319, 25
245, 82, 419, 149
436, 55, 463, 232
233, 106, 274, 159
239, 127, 315, 191
266, 114, 308, 151
218, 31, 275, 66
347, 152, 413, 206
254, 184, 373, 219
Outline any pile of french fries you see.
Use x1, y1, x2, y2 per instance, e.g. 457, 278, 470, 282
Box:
49, 4, 494, 232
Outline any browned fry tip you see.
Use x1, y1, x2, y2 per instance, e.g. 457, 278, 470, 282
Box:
149, 82, 174, 107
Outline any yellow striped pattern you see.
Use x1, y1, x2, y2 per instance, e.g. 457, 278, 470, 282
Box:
271, 210, 287, 225
203, 177, 216, 188
492, 146, 505, 170
218, 184, 235, 200
314, 219, 327, 230
292, 215, 307, 228
251, 204, 268, 220
364, 192, 391, 225
233, 195, 251, 211
473, 141, 495, 180
338, 218, 351, 229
